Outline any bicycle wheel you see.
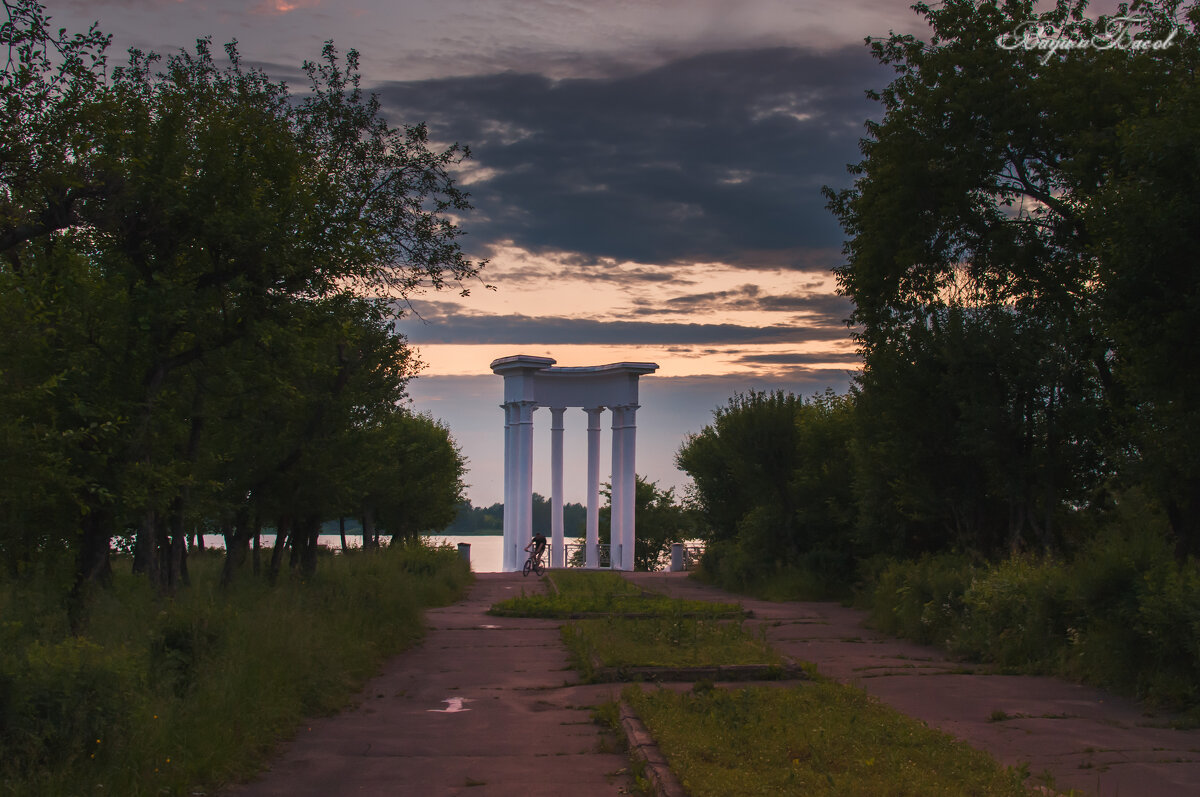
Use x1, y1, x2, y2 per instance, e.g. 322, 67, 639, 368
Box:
522, 557, 533, 576
533, 557, 545, 576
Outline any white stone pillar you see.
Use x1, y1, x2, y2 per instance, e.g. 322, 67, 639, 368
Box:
620, 404, 639, 571
549, 407, 565, 568
609, 405, 626, 570
516, 401, 536, 560
585, 407, 603, 568
501, 402, 518, 571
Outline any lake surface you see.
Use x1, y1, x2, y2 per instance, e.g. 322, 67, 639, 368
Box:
191, 533, 653, 573
194, 533, 515, 572
426, 534, 505, 572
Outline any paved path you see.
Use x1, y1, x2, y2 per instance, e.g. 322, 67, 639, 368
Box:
627, 571, 1200, 797
223, 574, 630, 797
225, 570, 1200, 797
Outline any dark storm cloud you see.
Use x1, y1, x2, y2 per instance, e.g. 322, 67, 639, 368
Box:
626, 285, 855, 326
484, 259, 688, 285
375, 45, 887, 267
734, 351, 861, 366
400, 310, 851, 346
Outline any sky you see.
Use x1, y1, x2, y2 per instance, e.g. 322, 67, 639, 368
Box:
57, 0, 932, 506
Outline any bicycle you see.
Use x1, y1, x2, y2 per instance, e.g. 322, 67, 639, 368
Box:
522, 548, 546, 576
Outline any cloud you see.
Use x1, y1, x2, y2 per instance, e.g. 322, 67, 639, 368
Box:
399, 310, 852, 346
375, 45, 887, 267
733, 351, 860, 365
478, 249, 692, 285
253, 0, 323, 15
626, 284, 854, 325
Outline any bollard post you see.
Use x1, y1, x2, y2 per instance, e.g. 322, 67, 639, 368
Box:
670, 542, 684, 572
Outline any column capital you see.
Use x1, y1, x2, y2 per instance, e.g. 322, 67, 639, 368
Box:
503, 400, 537, 424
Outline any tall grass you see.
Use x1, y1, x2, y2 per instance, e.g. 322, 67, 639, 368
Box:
0, 543, 471, 796
489, 569, 741, 618
861, 524, 1200, 710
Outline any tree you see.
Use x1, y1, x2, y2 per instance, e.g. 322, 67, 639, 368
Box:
676, 390, 857, 584
1, 3, 486, 595
826, 0, 1200, 556
596, 476, 695, 571
362, 410, 467, 545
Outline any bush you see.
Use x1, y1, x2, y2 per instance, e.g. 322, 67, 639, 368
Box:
859, 522, 1200, 711
866, 554, 975, 645
0, 542, 472, 795
0, 637, 144, 780
951, 556, 1072, 669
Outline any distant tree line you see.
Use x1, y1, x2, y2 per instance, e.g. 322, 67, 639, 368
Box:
679, 0, 1200, 588
0, 2, 479, 614
443, 496, 586, 536
448, 483, 697, 571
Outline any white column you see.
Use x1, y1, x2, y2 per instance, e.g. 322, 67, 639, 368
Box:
621, 404, 639, 571
609, 405, 626, 569
585, 407, 603, 568
501, 402, 518, 571
549, 407, 565, 568
516, 402, 536, 561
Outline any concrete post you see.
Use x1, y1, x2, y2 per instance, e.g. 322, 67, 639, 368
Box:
501, 402, 517, 571
550, 407, 565, 568
621, 404, 638, 571
585, 407, 603, 568
517, 402, 535, 558
610, 405, 626, 570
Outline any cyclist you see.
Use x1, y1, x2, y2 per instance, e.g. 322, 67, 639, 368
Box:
525, 531, 547, 565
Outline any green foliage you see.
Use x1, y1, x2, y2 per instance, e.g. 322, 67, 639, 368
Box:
861, 515, 1200, 710
1, 3, 484, 589
953, 556, 1072, 670
0, 545, 470, 795
827, 0, 1200, 557
563, 615, 780, 673
677, 389, 857, 593
598, 476, 697, 571
625, 682, 1030, 796
865, 554, 976, 646
489, 570, 741, 619
356, 410, 467, 543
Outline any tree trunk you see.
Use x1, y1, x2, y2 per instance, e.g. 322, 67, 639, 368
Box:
220, 508, 252, 588
253, 520, 261, 576
134, 508, 157, 580
339, 516, 347, 552
269, 515, 291, 584
297, 514, 321, 578
362, 505, 377, 550
69, 508, 113, 632
1167, 485, 1200, 560
168, 495, 189, 591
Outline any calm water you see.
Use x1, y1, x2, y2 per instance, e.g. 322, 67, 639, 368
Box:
192, 533, 511, 572
426, 534, 505, 572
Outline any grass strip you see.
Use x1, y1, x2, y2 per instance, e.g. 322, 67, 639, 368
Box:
489, 569, 742, 618
563, 616, 783, 673
624, 681, 1033, 797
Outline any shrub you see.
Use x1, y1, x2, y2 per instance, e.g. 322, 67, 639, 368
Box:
866, 554, 975, 645
951, 556, 1072, 669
